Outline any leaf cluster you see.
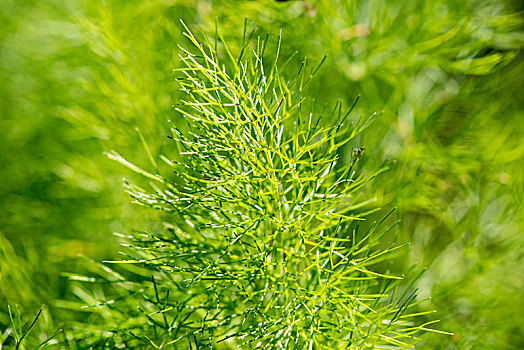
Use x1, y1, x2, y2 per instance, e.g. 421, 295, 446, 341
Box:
94, 23, 442, 349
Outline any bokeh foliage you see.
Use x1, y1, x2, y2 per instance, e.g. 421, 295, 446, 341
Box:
0, 0, 523, 349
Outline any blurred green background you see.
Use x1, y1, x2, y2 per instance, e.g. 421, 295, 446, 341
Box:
0, 0, 522, 348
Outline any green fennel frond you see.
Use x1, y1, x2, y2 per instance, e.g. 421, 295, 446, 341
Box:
97, 22, 441, 349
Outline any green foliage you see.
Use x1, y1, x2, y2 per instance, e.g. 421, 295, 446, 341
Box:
76, 25, 440, 349
6, 306, 61, 350
0, 301, 60, 350
0, 0, 522, 349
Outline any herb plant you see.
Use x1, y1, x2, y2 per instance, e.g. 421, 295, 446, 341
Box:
2, 1, 522, 349
81, 23, 444, 349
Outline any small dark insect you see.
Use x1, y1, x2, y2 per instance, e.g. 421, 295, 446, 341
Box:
352, 147, 365, 163
275, 0, 291, 2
